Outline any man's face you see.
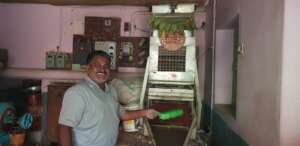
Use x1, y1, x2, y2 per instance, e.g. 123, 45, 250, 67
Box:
87, 56, 111, 86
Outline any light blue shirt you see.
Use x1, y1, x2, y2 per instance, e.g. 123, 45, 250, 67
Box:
59, 76, 125, 146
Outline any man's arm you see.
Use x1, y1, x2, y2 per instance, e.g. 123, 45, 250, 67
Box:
121, 109, 159, 121
59, 124, 72, 146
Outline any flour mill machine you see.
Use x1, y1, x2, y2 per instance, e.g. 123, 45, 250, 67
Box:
139, 4, 202, 146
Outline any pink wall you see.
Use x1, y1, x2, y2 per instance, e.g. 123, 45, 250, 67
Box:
216, 0, 239, 29
238, 0, 283, 145
215, 29, 233, 104
214, 0, 283, 146
0, 4, 149, 68
0, 3, 61, 69
280, 0, 300, 145
0, 3, 205, 70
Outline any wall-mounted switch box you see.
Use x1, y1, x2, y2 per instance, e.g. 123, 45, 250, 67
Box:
46, 52, 56, 69
55, 53, 64, 69
55, 53, 72, 69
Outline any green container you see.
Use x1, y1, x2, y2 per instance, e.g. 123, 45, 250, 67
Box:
159, 108, 184, 121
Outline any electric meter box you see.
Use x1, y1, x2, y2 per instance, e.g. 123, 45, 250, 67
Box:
46, 52, 56, 69
56, 53, 72, 69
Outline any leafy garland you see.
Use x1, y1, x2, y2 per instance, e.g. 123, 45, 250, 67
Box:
149, 15, 196, 36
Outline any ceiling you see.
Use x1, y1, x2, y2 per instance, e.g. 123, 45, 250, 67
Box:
0, 0, 206, 6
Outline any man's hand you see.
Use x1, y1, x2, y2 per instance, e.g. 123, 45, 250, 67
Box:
145, 109, 159, 119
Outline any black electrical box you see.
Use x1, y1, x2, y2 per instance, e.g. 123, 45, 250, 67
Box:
72, 35, 94, 65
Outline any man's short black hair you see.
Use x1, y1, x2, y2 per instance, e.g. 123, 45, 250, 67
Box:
86, 50, 111, 64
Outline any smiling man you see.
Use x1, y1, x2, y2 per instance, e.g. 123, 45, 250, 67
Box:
58, 50, 159, 146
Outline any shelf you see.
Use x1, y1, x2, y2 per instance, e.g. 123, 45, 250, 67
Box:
0, 67, 145, 80
0, 68, 85, 80
148, 96, 194, 101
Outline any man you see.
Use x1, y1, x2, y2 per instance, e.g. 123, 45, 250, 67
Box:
59, 50, 159, 146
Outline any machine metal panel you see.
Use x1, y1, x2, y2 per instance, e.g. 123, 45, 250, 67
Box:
174, 4, 196, 13
158, 46, 186, 72
149, 71, 194, 83
148, 96, 194, 101
152, 4, 171, 14
183, 32, 196, 72
140, 8, 201, 146
148, 88, 194, 98
149, 30, 196, 74
149, 35, 160, 72
148, 30, 196, 83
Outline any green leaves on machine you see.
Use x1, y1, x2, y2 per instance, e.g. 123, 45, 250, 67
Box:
149, 15, 196, 36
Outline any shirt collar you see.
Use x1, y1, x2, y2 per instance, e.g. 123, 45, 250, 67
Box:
84, 75, 109, 92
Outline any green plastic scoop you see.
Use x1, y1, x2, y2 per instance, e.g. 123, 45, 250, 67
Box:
159, 108, 184, 121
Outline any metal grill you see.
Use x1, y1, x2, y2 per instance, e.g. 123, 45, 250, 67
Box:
158, 46, 186, 72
